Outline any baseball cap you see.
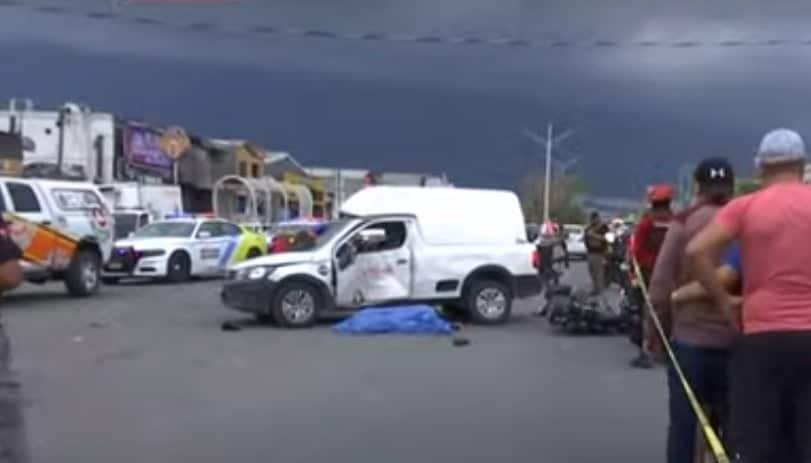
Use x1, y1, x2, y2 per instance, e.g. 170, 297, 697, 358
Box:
755, 128, 807, 167
694, 157, 735, 187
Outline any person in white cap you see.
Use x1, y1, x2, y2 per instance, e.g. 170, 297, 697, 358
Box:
686, 128, 811, 462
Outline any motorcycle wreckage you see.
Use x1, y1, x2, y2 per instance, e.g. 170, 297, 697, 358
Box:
540, 261, 645, 337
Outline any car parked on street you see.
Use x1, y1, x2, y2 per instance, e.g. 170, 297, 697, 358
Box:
563, 224, 587, 259
0, 177, 113, 297
102, 217, 267, 283
221, 186, 542, 328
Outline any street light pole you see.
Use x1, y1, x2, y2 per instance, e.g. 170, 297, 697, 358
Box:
543, 123, 553, 224
522, 124, 576, 226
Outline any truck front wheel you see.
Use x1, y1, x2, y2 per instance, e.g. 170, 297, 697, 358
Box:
270, 281, 320, 328
465, 279, 512, 325
64, 249, 101, 297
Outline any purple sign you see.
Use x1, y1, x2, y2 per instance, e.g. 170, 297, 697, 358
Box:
125, 124, 173, 177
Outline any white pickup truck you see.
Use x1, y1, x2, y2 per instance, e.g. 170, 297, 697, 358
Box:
221, 186, 541, 327
0, 177, 114, 296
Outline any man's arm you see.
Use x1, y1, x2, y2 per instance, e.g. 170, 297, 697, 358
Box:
585, 225, 603, 242
0, 260, 22, 291
0, 223, 23, 291
686, 221, 738, 328
671, 265, 739, 305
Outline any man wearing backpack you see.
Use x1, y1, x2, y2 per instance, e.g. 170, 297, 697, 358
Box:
629, 183, 675, 369
648, 158, 737, 463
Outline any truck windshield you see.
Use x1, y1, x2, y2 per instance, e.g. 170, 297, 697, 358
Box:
133, 222, 196, 238
268, 220, 353, 252
312, 219, 353, 249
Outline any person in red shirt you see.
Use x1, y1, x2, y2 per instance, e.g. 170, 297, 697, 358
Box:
630, 183, 675, 369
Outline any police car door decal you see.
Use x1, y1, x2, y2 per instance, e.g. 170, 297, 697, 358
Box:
217, 238, 238, 269
200, 247, 220, 260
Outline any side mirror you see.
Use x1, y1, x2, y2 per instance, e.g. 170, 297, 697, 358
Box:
198, 231, 212, 239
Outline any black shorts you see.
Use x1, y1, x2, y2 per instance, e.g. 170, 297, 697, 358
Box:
728, 330, 811, 462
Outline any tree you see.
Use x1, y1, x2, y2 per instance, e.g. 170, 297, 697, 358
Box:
518, 170, 587, 224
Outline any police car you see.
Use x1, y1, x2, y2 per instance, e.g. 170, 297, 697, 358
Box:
102, 217, 267, 284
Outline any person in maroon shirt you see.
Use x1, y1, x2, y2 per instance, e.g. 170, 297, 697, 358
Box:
629, 183, 674, 369
650, 158, 736, 463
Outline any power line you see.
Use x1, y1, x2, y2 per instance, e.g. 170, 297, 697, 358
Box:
4, 1, 811, 51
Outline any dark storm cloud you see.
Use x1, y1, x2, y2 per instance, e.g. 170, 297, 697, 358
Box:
2, 0, 811, 194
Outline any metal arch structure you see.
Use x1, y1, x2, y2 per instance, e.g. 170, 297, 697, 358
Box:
282, 183, 313, 218
213, 175, 294, 226
264, 176, 290, 222
213, 175, 261, 225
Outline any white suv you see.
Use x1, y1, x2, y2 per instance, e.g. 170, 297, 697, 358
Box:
0, 177, 114, 296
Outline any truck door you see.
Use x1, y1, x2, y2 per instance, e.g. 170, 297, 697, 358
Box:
333, 219, 413, 307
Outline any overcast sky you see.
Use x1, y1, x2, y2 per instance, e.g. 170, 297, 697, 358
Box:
1, 0, 809, 195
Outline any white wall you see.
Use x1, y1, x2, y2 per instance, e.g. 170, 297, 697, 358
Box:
0, 105, 115, 183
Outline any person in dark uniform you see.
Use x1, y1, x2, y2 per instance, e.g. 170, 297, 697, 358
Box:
0, 217, 30, 463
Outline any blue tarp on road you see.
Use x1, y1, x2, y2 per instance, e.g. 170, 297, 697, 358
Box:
333, 306, 453, 335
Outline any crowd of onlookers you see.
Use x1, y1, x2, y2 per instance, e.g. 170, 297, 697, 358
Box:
584, 129, 810, 462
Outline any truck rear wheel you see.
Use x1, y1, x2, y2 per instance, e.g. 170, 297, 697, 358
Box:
64, 249, 101, 297
465, 279, 512, 325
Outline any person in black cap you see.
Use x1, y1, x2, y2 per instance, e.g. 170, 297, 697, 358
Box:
647, 157, 737, 463
0, 216, 29, 462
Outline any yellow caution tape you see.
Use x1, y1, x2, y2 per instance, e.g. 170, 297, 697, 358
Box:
631, 258, 731, 463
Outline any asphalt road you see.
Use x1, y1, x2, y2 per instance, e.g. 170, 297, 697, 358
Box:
2, 263, 666, 463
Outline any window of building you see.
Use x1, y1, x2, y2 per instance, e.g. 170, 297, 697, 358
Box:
250, 163, 259, 178
238, 161, 247, 177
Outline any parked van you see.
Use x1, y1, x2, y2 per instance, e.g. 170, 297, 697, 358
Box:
221, 186, 541, 327
0, 177, 113, 296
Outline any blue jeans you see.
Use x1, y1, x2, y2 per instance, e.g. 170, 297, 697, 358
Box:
667, 341, 730, 463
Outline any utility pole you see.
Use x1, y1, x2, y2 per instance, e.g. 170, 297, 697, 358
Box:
56, 107, 68, 178
543, 123, 553, 224
523, 124, 576, 225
